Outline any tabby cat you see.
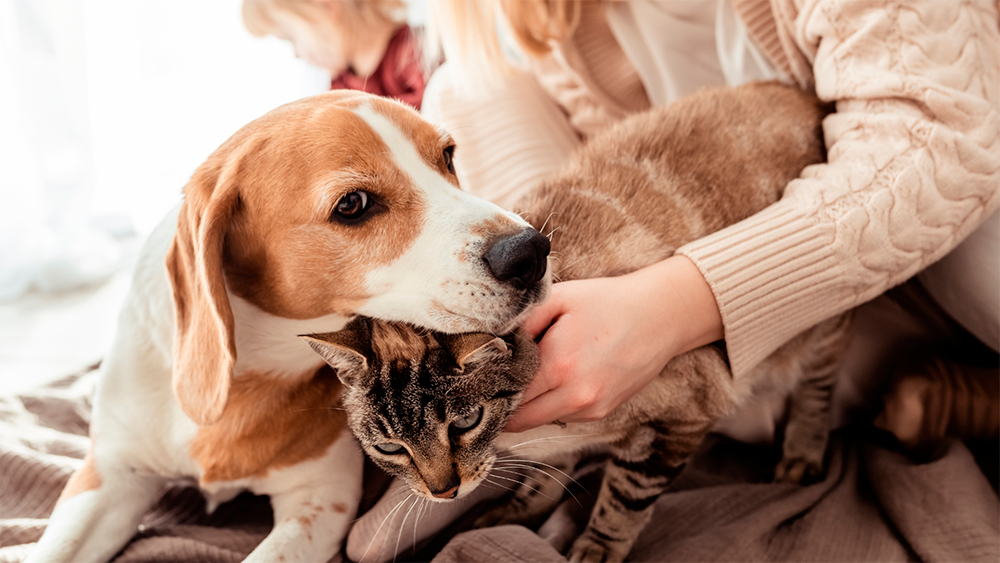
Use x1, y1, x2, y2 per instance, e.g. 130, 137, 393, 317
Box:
304, 81, 853, 562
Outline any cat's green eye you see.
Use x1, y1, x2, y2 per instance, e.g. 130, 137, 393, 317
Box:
374, 442, 405, 455
450, 405, 484, 434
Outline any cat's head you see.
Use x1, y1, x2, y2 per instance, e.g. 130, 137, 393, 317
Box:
301, 317, 539, 501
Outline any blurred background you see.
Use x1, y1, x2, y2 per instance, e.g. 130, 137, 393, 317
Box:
0, 0, 425, 392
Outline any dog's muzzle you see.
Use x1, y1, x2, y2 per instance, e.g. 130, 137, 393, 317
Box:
484, 228, 550, 290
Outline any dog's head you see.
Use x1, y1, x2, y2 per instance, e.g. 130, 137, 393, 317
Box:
166, 91, 550, 425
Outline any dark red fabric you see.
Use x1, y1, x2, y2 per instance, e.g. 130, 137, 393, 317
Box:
330, 26, 426, 109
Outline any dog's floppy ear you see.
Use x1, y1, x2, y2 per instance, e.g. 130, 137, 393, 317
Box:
166, 159, 241, 427
437, 332, 510, 370
300, 318, 372, 387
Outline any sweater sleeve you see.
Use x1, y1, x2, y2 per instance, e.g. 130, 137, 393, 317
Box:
677, 0, 1000, 377
421, 63, 581, 210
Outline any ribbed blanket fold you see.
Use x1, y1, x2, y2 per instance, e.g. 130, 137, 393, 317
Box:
2, 366, 997, 562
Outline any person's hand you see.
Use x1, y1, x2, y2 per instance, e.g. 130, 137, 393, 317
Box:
505, 255, 724, 433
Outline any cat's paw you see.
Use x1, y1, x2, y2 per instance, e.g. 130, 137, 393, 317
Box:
567, 534, 628, 563
773, 455, 825, 485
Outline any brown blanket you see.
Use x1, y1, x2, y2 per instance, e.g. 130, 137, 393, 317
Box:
2, 365, 997, 562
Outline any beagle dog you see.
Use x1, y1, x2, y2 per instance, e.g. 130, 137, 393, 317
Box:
26, 91, 550, 563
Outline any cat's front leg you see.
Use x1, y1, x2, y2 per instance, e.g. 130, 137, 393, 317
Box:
774, 312, 852, 484
568, 420, 705, 563
475, 450, 580, 529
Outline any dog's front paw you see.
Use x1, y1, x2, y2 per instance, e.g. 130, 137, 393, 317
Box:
773, 455, 825, 485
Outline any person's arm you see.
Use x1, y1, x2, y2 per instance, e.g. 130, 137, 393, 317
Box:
507, 255, 722, 431
508, 0, 1000, 431
678, 0, 1000, 378
421, 62, 581, 208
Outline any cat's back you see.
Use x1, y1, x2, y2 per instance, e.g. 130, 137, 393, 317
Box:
516, 81, 829, 281
587, 80, 827, 215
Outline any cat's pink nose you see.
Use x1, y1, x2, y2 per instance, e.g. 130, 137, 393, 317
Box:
431, 485, 459, 499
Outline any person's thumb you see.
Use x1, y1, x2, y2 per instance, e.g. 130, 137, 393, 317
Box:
521, 292, 565, 340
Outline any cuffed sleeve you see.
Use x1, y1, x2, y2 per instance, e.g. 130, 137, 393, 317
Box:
679, 0, 1000, 377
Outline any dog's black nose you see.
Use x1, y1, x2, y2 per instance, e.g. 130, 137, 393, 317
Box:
484, 228, 550, 289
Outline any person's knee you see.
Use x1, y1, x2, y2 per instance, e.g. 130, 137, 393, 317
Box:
918, 209, 1000, 352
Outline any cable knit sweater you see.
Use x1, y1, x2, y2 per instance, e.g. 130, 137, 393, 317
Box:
422, 0, 1000, 378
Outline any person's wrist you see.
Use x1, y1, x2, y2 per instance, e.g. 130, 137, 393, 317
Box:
631, 255, 723, 358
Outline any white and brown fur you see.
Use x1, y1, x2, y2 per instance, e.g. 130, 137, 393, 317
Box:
26, 91, 551, 563
306, 82, 853, 563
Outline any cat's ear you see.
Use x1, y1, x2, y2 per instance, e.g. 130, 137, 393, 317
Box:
299, 319, 371, 386
438, 332, 510, 370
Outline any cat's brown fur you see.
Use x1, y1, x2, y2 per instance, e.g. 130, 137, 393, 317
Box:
302, 320, 540, 500
306, 81, 853, 562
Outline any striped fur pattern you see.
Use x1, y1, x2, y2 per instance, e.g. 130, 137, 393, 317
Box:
307, 82, 854, 562
302, 320, 540, 501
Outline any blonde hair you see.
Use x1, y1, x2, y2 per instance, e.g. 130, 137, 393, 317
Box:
426, 0, 580, 93
500, 0, 580, 58
242, 0, 406, 38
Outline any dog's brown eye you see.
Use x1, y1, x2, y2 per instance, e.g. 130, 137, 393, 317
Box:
442, 145, 456, 175
332, 190, 371, 222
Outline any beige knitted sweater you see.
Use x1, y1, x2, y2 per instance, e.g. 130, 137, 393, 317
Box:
422, 0, 1000, 377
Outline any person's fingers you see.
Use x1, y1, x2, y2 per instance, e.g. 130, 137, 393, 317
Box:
517, 362, 556, 406
506, 387, 577, 433
516, 309, 577, 407
517, 294, 569, 406
521, 291, 566, 339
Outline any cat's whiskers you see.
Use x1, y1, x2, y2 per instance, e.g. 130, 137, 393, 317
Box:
412, 497, 430, 553
291, 406, 346, 413
538, 212, 558, 238
493, 458, 587, 505
394, 494, 422, 562
501, 435, 597, 460
482, 476, 523, 495
544, 251, 563, 282
504, 433, 600, 452
360, 492, 414, 563
484, 472, 553, 500
459, 299, 503, 337
494, 461, 578, 497
489, 466, 551, 492
506, 444, 569, 459
348, 485, 412, 526
496, 456, 586, 489
380, 485, 417, 504
549, 251, 595, 275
